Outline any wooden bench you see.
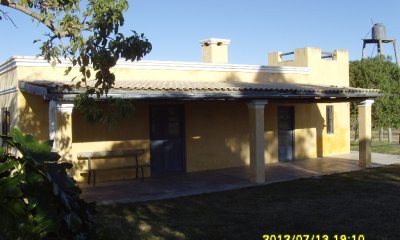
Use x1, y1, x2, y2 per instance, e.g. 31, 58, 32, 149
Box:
77, 149, 150, 186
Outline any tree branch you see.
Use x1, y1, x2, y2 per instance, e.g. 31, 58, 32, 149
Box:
0, 8, 17, 27
0, 0, 68, 37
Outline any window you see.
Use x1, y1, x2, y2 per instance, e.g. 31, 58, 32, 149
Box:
326, 105, 334, 134
1, 107, 10, 148
1, 107, 10, 136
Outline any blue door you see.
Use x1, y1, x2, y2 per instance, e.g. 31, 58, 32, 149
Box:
150, 105, 185, 175
278, 106, 294, 161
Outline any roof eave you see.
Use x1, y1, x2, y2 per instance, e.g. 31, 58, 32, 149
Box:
18, 81, 381, 102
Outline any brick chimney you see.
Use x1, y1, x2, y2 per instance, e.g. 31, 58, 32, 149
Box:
200, 38, 230, 64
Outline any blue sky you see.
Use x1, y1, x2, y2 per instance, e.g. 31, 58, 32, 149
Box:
1, 0, 400, 65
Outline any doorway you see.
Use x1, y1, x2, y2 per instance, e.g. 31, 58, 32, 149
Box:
150, 105, 185, 175
278, 106, 294, 161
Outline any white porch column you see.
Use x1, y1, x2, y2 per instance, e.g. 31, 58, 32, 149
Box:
49, 101, 74, 160
247, 100, 268, 183
358, 99, 374, 167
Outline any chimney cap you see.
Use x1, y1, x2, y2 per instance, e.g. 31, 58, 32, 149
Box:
200, 38, 231, 46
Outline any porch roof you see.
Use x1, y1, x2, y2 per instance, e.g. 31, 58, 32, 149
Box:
19, 79, 381, 101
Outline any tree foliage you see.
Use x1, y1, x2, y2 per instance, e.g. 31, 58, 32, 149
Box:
0, 0, 152, 124
0, 128, 95, 239
350, 56, 400, 129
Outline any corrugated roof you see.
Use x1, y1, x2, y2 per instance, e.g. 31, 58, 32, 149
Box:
21, 79, 380, 93
19, 79, 381, 100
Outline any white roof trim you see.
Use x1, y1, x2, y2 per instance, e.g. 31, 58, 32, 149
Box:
113, 60, 310, 74
0, 87, 17, 96
0, 56, 310, 75
0, 56, 73, 75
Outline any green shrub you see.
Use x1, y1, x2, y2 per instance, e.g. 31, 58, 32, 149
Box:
0, 128, 95, 239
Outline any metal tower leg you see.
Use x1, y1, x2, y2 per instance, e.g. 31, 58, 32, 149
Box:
393, 40, 399, 66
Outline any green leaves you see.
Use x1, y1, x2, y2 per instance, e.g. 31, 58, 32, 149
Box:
0, 175, 23, 198
0, 129, 96, 239
8, 128, 59, 165
350, 56, 400, 129
0, 0, 152, 127
73, 92, 135, 126
2, 0, 152, 125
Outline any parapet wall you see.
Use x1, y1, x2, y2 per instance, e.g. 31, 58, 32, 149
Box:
268, 47, 349, 87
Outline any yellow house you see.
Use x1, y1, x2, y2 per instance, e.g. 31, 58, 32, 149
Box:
0, 38, 379, 184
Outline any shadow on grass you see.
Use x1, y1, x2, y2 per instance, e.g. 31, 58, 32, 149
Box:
96, 165, 400, 240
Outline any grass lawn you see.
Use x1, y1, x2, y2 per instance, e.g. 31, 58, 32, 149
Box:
370, 144, 400, 155
351, 129, 400, 155
351, 142, 400, 155
96, 165, 400, 240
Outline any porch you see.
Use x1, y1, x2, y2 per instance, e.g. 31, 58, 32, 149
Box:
80, 151, 400, 204
19, 79, 380, 184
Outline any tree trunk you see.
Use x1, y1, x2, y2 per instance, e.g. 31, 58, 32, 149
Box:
354, 124, 359, 142
379, 128, 384, 142
388, 127, 393, 143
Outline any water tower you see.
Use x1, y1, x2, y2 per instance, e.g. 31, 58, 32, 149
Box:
362, 23, 399, 65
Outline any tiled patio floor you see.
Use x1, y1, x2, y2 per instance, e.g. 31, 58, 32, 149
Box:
80, 151, 400, 204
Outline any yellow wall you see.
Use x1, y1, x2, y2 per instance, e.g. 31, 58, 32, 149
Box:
294, 104, 319, 159
267, 47, 351, 158
14, 47, 347, 88
16, 65, 310, 85
0, 68, 19, 132
13, 90, 151, 182
318, 102, 350, 155
13, 93, 350, 182
202, 42, 229, 63
0, 46, 352, 182
0, 68, 18, 88
70, 102, 150, 182
184, 101, 349, 171
292, 102, 350, 159
266, 102, 349, 162
185, 101, 249, 171
18, 92, 49, 141
268, 47, 349, 86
